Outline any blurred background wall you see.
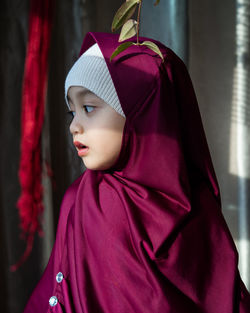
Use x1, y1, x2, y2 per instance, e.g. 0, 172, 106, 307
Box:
0, 0, 249, 312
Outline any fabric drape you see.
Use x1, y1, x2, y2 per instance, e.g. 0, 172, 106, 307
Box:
23, 31, 250, 313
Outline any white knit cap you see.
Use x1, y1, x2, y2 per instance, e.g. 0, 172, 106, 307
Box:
64, 43, 125, 118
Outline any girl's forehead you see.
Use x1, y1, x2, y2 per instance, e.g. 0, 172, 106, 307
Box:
67, 86, 99, 103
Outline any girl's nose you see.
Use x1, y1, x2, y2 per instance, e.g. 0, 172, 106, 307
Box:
69, 115, 84, 135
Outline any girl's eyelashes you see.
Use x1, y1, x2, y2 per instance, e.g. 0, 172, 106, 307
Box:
66, 105, 95, 118
83, 105, 94, 113
67, 110, 75, 118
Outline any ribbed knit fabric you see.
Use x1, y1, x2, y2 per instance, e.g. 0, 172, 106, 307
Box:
65, 43, 125, 118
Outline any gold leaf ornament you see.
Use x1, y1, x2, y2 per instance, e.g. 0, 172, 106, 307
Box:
140, 41, 164, 62
111, 0, 140, 32
109, 41, 136, 62
119, 19, 138, 42
110, 0, 164, 63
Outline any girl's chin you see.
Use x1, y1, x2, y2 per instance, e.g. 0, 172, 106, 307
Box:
82, 158, 115, 171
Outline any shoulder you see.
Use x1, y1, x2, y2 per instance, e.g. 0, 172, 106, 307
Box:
52, 171, 86, 252
57, 171, 86, 225
61, 171, 85, 205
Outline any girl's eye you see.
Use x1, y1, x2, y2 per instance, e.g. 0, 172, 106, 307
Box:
66, 106, 94, 118
84, 105, 94, 113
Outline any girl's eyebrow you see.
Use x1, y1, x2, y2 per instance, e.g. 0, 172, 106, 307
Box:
67, 89, 95, 103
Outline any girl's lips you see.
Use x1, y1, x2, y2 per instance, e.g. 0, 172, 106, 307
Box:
73, 141, 89, 156
78, 147, 89, 157
74, 141, 87, 148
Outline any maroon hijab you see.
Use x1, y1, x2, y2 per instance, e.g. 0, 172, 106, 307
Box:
23, 31, 250, 313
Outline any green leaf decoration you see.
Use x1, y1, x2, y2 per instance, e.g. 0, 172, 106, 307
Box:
140, 40, 164, 62
154, 0, 160, 6
111, 0, 140, 32
110, 41, 136, 62
119, 19, 137, 42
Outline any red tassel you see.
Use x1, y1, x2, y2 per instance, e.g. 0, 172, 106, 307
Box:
11, 0, 55, 272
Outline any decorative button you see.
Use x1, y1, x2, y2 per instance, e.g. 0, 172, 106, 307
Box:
56, 272, 64, 283
49, 296, 58, 307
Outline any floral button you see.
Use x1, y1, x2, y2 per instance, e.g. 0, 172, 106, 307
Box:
56, 272, 64, 283
49, 296, 58, 307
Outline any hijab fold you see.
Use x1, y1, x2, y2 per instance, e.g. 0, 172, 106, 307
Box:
23, 31, 250, 313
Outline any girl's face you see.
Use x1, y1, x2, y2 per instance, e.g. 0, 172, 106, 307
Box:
68, 86, 126, 171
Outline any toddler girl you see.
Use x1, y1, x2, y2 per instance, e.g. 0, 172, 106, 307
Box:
23, 31, 250, 313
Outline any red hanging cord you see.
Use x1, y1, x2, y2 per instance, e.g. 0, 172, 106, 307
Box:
11, 0, 55, 272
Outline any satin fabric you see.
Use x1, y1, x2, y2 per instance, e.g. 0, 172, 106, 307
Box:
23, 31, 250, 313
